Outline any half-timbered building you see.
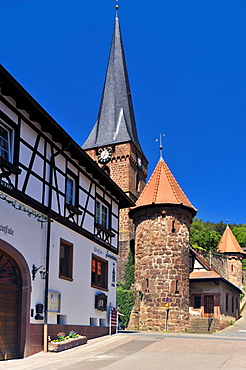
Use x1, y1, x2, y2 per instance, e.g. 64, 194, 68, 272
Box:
0, 64, 133, 359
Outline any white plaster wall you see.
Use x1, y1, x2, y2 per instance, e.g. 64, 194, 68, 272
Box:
79, 189, 87, 208
20, 120, 37, 147
111, 215, 118, 231
54, 155, 65, 173
26, 175, 43, 203
48, 222, 117, 326
80, 173, 91, 192
19, 143, 32, 167
0, 199, 117, 327
32, 154, 44, 177
83, 214, 94, 233
112, 201, 118, 216
37, 137, 45, 156
0, 198, 47, 324
0, 101, 18, 123
87, 197, 94, 214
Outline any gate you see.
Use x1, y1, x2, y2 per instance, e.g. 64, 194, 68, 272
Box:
0, 251, 21, 360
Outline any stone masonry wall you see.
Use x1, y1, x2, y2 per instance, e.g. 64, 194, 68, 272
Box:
197, 250, 243, 287
132, 206, 193, 332
227, 255, 243, 287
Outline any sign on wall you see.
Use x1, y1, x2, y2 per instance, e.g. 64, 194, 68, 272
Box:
48, 291, 61, 312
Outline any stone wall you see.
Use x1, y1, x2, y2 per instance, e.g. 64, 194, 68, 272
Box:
132, 205, 193, 332
197, 250, 229, 280
197, 250, 243, 287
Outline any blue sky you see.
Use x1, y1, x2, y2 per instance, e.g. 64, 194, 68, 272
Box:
1, 0, 246, 224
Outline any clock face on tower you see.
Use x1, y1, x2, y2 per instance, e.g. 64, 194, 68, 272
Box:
98, 147, 112, 164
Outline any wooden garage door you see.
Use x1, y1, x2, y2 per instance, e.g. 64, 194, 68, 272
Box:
0, 252, 21, 360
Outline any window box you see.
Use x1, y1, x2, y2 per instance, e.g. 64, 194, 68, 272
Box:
66, 203, 82, 215
0, 156, 21, 175
95, 223, 115, 237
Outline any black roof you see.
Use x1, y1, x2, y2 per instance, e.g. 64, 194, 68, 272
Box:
83, 14, 145, 156
0, 64, 134, 209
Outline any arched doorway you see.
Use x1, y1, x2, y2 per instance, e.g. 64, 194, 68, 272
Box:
0, 250, 21, 359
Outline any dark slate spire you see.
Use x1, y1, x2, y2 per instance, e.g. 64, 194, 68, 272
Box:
83, 11, 144, 155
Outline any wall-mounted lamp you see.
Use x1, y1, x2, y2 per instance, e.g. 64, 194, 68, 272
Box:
32, 264, 48, 280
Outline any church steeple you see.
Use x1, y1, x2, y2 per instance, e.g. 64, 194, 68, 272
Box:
83, 10, 143, 155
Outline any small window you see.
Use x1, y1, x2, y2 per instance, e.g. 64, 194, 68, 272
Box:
232, 297, 234, 313
91, 254, 108, 290
65, 175, 75, 205
194, 296, 201, 309
0, 121, 13, 162
96, 200, 109, 228
226, 293, 228, 312
59, 239, 73, 280
236, 297, 239, 310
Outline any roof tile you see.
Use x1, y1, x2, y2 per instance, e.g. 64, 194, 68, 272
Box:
217, 226, 246, 255
136, 159, 197, 213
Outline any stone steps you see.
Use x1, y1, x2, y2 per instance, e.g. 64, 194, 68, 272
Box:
188, 318, 220, 334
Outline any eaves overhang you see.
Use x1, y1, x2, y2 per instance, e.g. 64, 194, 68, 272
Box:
0, 65, 134, 209
129, 202, 197, 219
190, 276, 243, 294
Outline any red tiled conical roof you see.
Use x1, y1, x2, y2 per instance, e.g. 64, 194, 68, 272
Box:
136, 159, 197, 214
217, 226, 246, 255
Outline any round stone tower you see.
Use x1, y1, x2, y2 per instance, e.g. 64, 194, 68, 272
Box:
217, 225, 246, 287
129, 158, 197, 332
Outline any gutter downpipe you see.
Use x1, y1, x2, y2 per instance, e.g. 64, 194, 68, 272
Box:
43, 142, 71, 352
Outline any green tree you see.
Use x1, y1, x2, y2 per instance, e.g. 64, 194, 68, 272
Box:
123, 241, 135, 290
116, 285, 135, 329
116, 241, 135, 328
190, 218, 221, 251
232, 224, 246, 249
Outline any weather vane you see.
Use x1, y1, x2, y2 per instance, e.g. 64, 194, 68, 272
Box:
156, 134, 165, 160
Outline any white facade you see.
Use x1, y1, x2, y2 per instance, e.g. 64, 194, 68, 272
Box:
0, 65, 132, 359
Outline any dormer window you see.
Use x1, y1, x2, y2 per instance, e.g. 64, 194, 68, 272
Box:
0, 121, 13, 162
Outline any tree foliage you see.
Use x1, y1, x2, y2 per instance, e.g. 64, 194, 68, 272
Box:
190, 218, 222, 251
116, 241, 135, 328
123, 241, 135, 290
190, 218, 246, 251
116, 284, 135, 329
231, 224, 246, 249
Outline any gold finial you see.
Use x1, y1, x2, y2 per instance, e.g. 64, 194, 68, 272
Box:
116, 0, 119, 10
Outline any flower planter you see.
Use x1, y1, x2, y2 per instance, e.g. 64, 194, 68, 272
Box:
48, 336, 87, 352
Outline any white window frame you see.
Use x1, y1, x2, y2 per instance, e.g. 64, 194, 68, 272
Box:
65, 175, 75, 205
96, 200, 109, 229
0, 121, 13, 162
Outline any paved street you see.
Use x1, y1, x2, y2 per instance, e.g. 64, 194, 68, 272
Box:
1, 312, 246, 370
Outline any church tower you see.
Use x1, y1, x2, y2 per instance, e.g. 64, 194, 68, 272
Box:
83, 6, 148, 281
217, 225, 246, 287
129, 155, 197, 332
